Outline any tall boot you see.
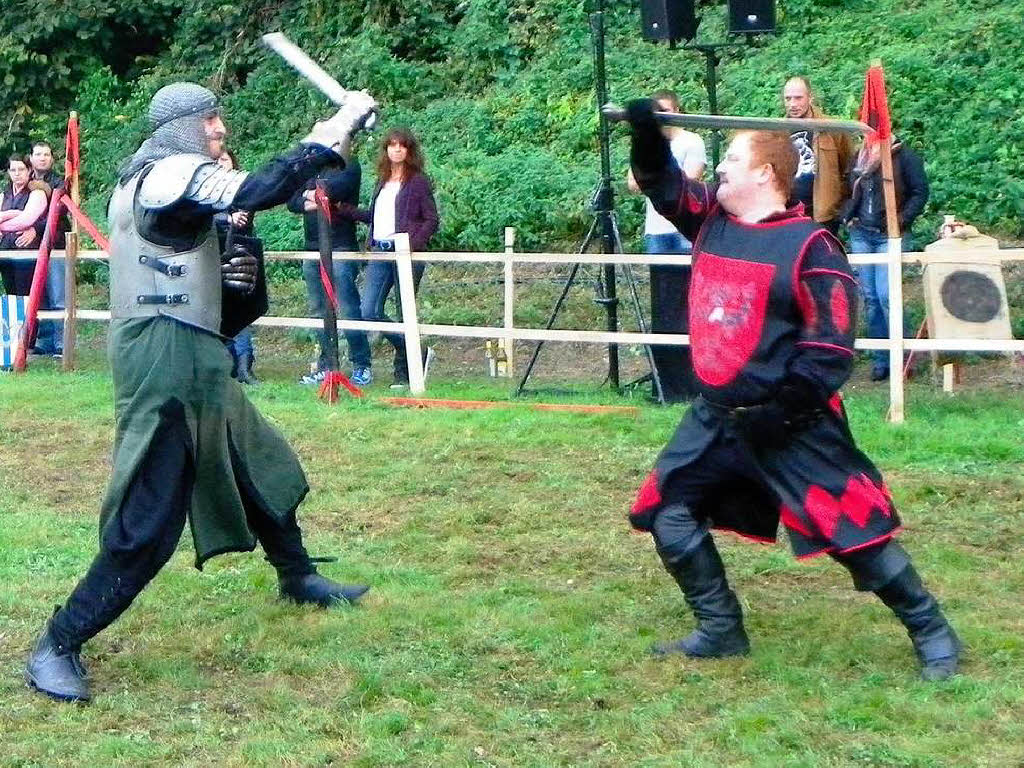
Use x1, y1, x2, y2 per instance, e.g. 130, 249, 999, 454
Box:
834, 540, 960, 681
876, 565, 961, 681
654, 535, 750, 658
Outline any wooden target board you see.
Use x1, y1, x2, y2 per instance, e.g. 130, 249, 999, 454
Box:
922, 232, 1012, 345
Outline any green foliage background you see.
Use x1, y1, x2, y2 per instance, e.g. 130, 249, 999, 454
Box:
2, 0, 1022, 253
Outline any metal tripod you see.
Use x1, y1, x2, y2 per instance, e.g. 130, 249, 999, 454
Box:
515, 2, 663, 402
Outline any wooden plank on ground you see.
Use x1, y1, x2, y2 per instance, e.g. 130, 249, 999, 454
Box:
380, 397, 639, 417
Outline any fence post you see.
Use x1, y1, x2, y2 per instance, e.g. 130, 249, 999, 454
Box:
502, 227, 516, 377
394, 233, 425, 394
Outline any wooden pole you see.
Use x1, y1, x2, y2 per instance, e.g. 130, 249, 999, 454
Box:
394, 233, 425, 394
502, 226, 516, 377
873, 60, 905, 424
63, 111, 80, 372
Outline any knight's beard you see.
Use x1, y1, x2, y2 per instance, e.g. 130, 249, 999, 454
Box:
207, 136, 225, 159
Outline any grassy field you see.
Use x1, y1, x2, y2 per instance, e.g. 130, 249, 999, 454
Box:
1, 362, 1023, 767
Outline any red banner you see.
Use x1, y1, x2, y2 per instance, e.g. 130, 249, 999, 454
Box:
314, 184, 339, 310
64, 114, 80, 182
60, 195, 109, 252
859, 65, 892, 143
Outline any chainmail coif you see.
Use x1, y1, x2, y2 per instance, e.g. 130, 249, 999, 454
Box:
119, 83, 220, 183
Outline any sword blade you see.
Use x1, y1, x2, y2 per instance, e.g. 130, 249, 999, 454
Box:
602, 104, 872, 136
262, 32, 352, 106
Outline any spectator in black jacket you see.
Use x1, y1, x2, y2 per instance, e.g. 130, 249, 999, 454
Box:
287, 158, 370, 386
214, 148, 258, 383
1, 155, 41, 296
839, 136, 929, 381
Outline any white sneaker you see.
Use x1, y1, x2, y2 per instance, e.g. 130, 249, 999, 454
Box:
300, 370, 326, 386
389, 347, 435, 389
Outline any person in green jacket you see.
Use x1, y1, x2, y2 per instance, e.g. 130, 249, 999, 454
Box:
25, 82, 378, 703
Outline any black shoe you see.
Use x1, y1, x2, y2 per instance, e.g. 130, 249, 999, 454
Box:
25, 623, 90, 703
279, 572, 370, 607
236, 353, 257, 385
653, 535, 751, 659
876, 565, 961, 681
391, 347, 435, 388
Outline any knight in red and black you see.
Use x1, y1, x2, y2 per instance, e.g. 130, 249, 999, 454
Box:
624, 100, 960, 681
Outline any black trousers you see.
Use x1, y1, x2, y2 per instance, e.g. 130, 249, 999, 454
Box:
650, 428, 898, 578
49, 401, 313, 651
649, 264, 698, 401
0, 259, 35, 295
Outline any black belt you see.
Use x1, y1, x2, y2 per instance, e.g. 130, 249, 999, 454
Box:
371, 239, 395, 252
700, 396, 764, 416
701, 395, 824, 432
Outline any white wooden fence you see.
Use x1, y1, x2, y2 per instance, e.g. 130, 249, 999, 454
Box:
5, 232, 1023, 422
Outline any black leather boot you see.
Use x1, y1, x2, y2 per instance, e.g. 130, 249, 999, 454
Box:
876, 565, 961, 681
279, 571, 370, 607
653, 535, 750, 658
236, 353, 257, 385
248, 504, 370, 608
25, 619, 90, 703
833, 540, 960, 681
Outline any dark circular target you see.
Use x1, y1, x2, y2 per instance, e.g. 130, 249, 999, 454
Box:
939, 270, 1002, 323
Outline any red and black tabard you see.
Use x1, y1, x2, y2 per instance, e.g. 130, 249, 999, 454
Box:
628, 168, 901, 559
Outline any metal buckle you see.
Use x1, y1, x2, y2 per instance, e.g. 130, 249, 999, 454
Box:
136, 294, 189, 305
139, 255, 187, 277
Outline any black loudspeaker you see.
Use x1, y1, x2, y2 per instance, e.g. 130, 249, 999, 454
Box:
727, 0, 776, 34
640, 0, 699, 42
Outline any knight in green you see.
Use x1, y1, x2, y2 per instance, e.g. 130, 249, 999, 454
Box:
26, 82, 378, 703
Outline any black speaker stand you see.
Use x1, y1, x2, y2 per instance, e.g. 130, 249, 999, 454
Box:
516, 0, 663, 402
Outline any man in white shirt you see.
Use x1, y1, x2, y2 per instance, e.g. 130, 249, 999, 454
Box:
626, 90, 706, 401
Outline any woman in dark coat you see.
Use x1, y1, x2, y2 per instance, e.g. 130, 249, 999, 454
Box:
336, 127, 439, 386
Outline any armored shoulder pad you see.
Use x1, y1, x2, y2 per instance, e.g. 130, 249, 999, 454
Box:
138, 154, 249, 211
137, 154, 218, 209
184, 163, 250, 210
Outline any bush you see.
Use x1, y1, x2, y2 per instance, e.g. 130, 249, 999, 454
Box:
3, 0, 1021, 258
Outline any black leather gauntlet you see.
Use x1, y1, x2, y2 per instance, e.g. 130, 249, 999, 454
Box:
221, 243, 258, 294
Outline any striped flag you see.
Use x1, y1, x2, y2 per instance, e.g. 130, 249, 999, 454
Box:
1, 295, 27, 370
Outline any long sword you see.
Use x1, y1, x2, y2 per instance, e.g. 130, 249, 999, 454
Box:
602, 104, 872, 136
262, 32, 378, 129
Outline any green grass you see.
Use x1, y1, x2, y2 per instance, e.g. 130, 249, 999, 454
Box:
1, 365, 1023, 767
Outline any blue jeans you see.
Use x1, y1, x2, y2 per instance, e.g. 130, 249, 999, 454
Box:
226, 327, 254, 359
302, 258, 370, 369
644, 232, 692, 254
35, 257, 65, 354
361, 251, 426, 373
848, 227, 911, 370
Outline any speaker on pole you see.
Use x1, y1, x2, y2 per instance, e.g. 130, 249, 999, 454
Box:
727, 0, 776, 34
640, 0, 699, 42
